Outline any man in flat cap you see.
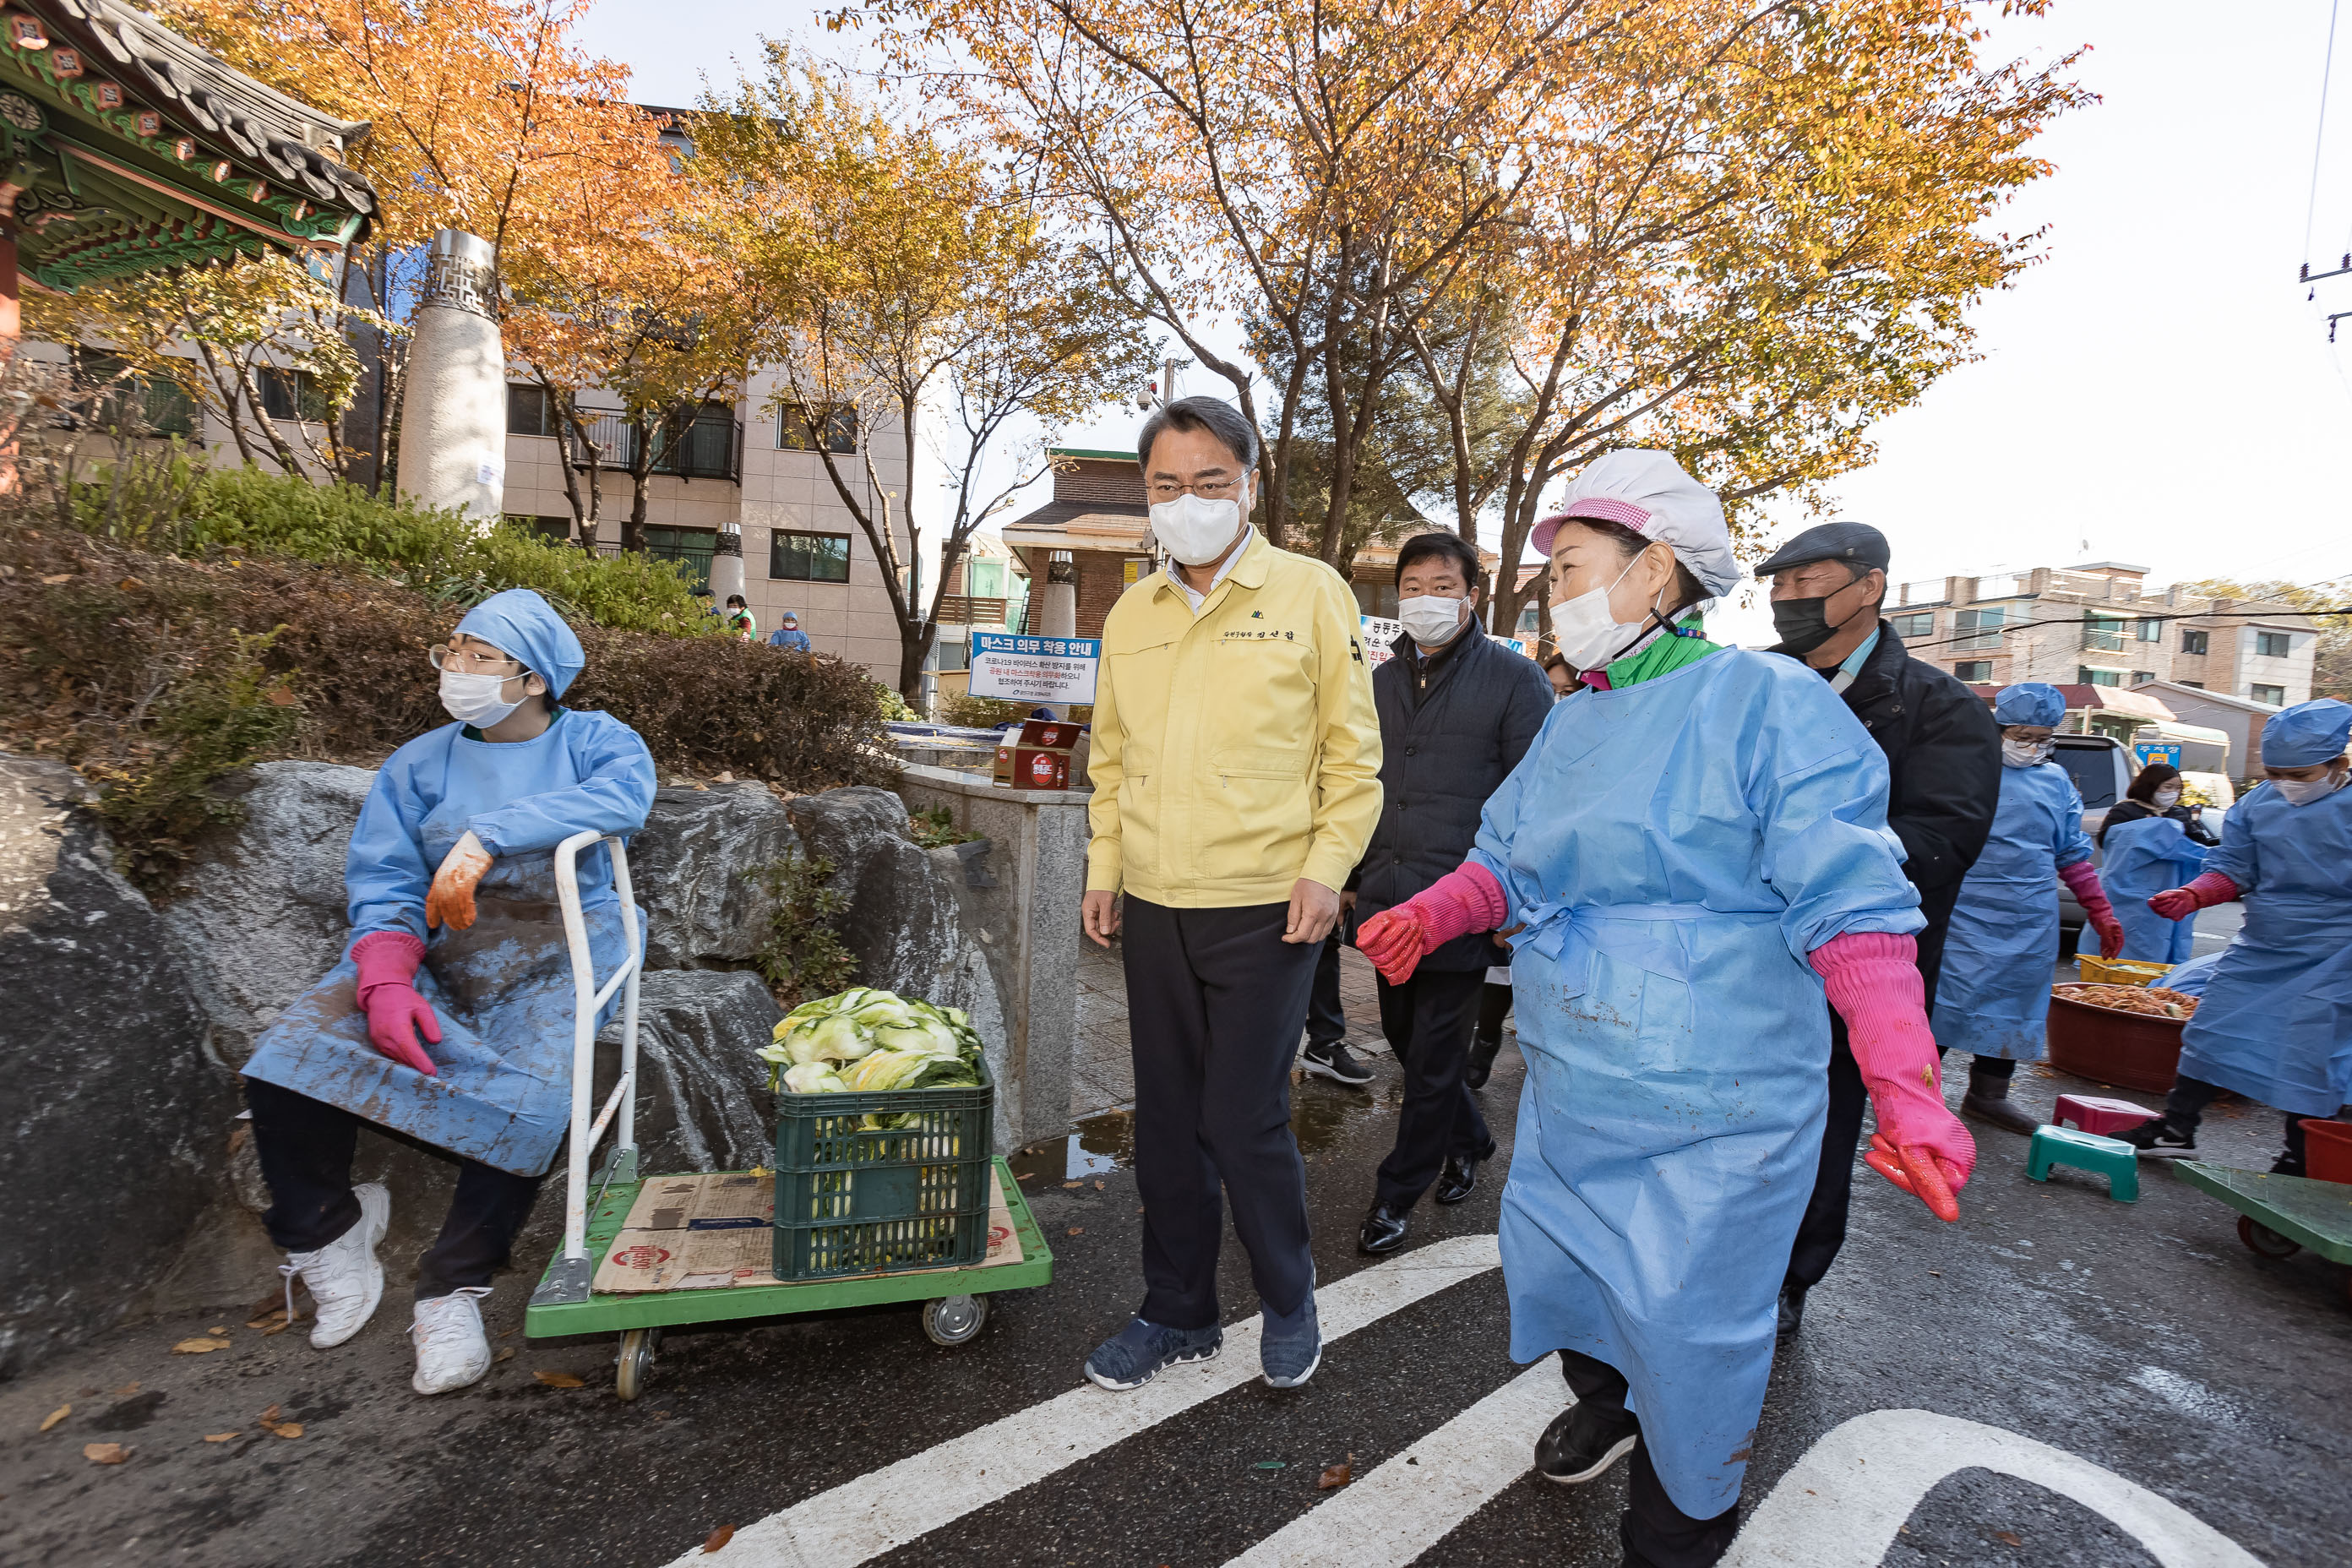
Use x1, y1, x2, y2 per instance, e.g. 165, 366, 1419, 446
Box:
1756, 520, 2002, 1335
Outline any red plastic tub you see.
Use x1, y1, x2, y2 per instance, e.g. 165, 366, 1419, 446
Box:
2044, 993, 2184, 1094
2304, 1119, 2352, 1185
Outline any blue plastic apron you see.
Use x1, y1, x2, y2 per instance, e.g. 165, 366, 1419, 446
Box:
1930, 762, 2091, 1061
2101, 815, 2208, 965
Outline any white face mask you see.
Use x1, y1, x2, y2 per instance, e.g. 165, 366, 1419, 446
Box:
2272, 770, 2345, 807
1397, 594, 1467, 649
1549, 555, 1658, 670
440, 667, 525, 728
1149, 491, 1247, 567
2152, 785, 2181, 808
2001, 738, 2053, 769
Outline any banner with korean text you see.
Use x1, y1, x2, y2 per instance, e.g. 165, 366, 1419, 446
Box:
970, 632, 1102, 705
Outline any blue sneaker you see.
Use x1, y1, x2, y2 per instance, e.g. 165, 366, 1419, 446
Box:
1084, 1317, 1222, 1392
1260, 1288, 1322, 1388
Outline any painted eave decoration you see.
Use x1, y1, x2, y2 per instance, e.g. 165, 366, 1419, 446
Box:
0, 0, 377, 291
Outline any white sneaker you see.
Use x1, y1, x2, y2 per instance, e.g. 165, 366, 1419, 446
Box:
281, 1182, 389, 1349
410, 1287, 494, 1395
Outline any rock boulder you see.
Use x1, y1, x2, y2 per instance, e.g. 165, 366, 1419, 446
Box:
595, 970, 784, 1174
632, 783, 800, 970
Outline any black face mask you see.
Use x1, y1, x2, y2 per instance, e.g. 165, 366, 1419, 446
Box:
1771, 596, 1839, 654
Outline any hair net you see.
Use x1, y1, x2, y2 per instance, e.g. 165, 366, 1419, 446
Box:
1992, 683, 2066, 727
2258, 698, 2352, 768
1532, 449, 1738, 597
454, 589, 586, 700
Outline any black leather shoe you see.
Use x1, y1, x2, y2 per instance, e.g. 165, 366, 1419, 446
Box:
1357, 1202, 1410, 1255
1464, 1034, 1502, 1090
1435, 1142, 1496, 1206
1776, 1286, 1805, 1338
1534, 1400, 1640, 1484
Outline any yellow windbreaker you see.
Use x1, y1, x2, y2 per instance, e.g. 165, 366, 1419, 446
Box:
1085, 530, 1383, 906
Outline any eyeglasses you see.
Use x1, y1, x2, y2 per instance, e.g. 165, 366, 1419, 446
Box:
428, 645, 521, 674
1146, 476, 1248, 503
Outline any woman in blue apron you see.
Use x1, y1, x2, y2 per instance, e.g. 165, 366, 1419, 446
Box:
240, 590, 655, 1396
1927, 683, 2125, 1135
2100, 813, 2209, 963
1356, 451, 1974, 1568
2119, 699, 2352, 1175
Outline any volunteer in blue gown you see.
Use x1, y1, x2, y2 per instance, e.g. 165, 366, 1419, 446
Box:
1928, 683, 2126, 1134
241, 589, 656, 1396
2120, 699, 2352, 1174
1356, 450, 1975, 1568
2100, 819, 2208, 964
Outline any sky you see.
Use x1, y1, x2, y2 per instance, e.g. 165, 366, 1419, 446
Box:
575, 0, 2352, 645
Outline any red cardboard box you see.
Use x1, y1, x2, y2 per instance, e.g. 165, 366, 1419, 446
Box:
992, 720, 1084, 790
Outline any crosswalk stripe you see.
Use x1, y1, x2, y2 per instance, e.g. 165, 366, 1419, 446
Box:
1217, 1361, 1562, 1568
667, 1233, 1503, 1568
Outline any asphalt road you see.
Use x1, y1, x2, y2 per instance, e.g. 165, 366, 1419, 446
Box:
3, 1018, 2345, 1568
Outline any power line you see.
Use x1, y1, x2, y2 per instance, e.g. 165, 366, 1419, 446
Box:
2310, 0, 2343, 264
1895, 605, 2352, 662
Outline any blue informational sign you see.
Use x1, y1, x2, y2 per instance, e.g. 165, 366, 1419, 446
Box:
2133, 741, 2184, 771
970, 631, 1102, 705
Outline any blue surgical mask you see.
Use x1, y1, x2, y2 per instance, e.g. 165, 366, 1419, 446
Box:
2001, 738, 2053, 769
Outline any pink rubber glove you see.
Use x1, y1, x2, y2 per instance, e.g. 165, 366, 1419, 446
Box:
2057, 861, 2125, 959
351, 929, 440, 1077
1354, 862, 1509, 986
2148, 870, 2240, 922
1809, 931, 1974, 1222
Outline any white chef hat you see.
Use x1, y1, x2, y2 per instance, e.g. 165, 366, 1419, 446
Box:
1532, 450, 1738, 598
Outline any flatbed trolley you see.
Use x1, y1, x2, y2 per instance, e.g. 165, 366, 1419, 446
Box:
2173, 1161, 2352, 1309
522, 832, 1054, 1398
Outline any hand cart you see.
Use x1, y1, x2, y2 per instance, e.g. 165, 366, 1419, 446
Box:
2172, 1161, 2352, 1309
523, 832, 1054, 1398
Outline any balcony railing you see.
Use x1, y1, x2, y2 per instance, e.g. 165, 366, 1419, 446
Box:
936, 595, 1010, 626
569, 410, 743, 482
2082, 618, 2128, 654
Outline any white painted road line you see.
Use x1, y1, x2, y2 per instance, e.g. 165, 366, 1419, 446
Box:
1722, 1408, 2267, 1568
670, 1233, 1504, 1568
1217, 1360, 1563, 1568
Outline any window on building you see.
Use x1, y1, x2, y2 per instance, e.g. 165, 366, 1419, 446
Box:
1954, 660, 1992, 683
504, 514, 573, 544
2176, 680, 2204, 689
776, 404, 858, 454
771, 530, 852, 583
1516, 602, 1540, 635
256, 368, 330, 423
643, 526, 717, 593
2250, 683, 2285, 706
506, 384, 555, 436
2180, 629, 2208, 655
935, 635, 971, 673
2077, 667, 2121, 688
2255, 630, 2291, 658
1890, 612, 1934, 640
1956, 606, 2006, 651
968, 559, 1004, 598
2131, 670, 2155, 685
2082, 613, 2127, 653
2136, 617, 2164, 642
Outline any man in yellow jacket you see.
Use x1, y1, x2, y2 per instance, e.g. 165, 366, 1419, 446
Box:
1080, 397, 1383, 1395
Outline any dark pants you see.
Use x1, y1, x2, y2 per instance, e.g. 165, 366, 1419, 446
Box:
2163, 1074, 2311, 1168
1306, 932, 1348, 1048
1123, 896, 1320, 1329
245, 1077, 547, 1301
1784, 1025, 1865, 1294
1559, 1349, 1742, 1568
1372, 969, 1492, 1209
1475, 979, 1512, 1046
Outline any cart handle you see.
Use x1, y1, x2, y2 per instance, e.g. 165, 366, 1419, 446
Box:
544, 830, 643, 1297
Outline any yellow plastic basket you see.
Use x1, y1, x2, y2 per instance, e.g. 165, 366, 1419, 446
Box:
2075, 955, 2173, 988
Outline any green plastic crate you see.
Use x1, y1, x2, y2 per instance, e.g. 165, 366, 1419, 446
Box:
772, 1058, 994, 1280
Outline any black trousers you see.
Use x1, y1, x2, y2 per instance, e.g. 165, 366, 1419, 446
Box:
245, 1077, 547, 1301
1123, 896, 1320, 1328
1372, 969, 1492, 1209
1475, 979, 1512, 1046
1306, 932, 1348, 1048
1783, 1024, 1865, 1294
1559, 1349, 1742, 1568
2163, 1074, 2311, 1168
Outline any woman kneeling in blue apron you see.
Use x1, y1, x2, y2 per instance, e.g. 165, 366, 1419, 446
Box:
239, 589, 656, 1396
2119, 699, 2352, 1175
1357, 451, 1974, 1568
2099, 808, 2209, 965
1928, 683, 2126, 1135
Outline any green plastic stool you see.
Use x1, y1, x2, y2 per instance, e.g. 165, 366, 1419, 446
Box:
2027, 1125, 2139, 1201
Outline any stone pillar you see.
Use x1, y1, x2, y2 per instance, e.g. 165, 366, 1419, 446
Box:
396, 231, 506, 523
1040, 550, 1077, 637
709, 521, 745, 605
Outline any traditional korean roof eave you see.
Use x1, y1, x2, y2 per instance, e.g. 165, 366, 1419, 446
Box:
0, 0, 376, 292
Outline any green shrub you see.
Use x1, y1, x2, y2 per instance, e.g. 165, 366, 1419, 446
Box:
752, 855, 856, 1008
937, 691, 1092, 728
875, 683, 918, 721
907, 804, 981, 848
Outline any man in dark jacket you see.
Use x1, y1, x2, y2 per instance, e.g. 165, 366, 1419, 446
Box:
1351, 532, 1554, 1255
1757, 520, 2002, 1333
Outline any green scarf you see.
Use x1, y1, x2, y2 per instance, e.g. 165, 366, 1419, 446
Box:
1600, 615, 1719, 689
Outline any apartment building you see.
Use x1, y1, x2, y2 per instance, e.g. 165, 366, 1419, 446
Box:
1883, 562, 2318, 708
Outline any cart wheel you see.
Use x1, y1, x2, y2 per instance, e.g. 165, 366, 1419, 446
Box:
2237, 1215, 2301, 1260
921, 1295, 988, 1348
615, 1327, 660, 1400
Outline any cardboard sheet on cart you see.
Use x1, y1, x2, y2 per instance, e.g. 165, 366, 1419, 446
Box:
591, 1167, 1023, 1294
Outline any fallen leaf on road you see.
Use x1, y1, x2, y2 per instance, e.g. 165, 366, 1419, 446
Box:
1317, 1461, 1353, 1490
1093, 1180, 1105, 1190
1995, 1532, 2023, 1548
494, 1348, 515, 1364
258, 1404, 281, 1424
39, 1405, 69, 1433
1066, 1227, 1084, 1236
40, 573, 74, 585
110, 1384, 138, 1396
84, 1443, 128, 1465
1015, 1170, 1036, 1181
203, 1433, 240, 1443
210, 1325, 229, 1335
1252, 1460, 1286, 1471
172, 1337, 232, 1353
269, 1424, 304, 1440
1062, 1180, 1082, 1189
702, 1525, 736, 1553
1927, 1270, 1942, 1277
535, 1370, 585, 1389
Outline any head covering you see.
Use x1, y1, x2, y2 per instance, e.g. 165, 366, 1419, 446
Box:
1752, 520, 1891, 579
1992, 682, 2066, 727
2259, 698, 2352, 767
2126, 761, 2180, 803
454, 588, 586, 700
1532, 449, 1738, 596
781, 611, 799, 623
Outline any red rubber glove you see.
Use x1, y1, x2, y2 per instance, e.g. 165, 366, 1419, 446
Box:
2057, 860, 2125, 959
1810, 931, 1974, 1222
351, 929, 440, 1077
2148, 870, 2240, 922
1353, 862, 1509, 985
425, 830, 494, 930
